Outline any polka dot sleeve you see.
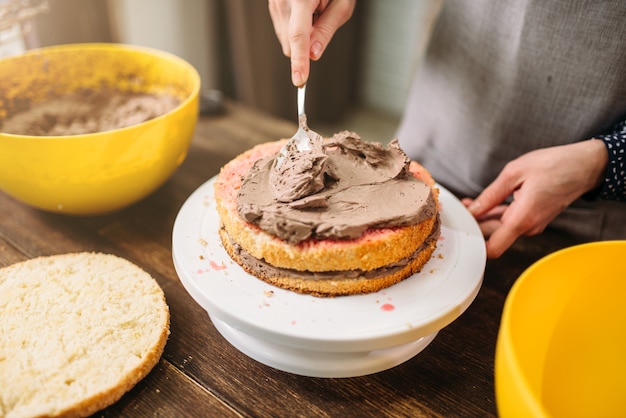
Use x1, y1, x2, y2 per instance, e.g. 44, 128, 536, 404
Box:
595, 119, 626, 201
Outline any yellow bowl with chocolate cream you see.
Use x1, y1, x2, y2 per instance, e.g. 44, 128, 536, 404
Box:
495, 241, 626, 417
0, 43, 199, 214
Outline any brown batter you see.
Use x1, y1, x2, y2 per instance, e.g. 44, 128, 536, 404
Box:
0, 89, 180, 136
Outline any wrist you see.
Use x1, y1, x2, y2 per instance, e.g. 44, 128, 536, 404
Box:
581, 138, 609, 201
587, 138, 609, 191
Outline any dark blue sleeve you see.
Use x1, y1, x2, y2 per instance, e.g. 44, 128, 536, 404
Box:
595, 119, 626, 201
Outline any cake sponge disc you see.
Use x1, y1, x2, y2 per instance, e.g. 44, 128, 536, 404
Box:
0, 252, 170, 418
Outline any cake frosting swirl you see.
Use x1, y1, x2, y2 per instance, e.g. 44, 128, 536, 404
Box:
237, 131, 437, 244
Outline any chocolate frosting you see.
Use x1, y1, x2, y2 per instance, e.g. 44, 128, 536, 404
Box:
225, 216, 441, 281
238, 132, 436, 244
269, 117, 327, 202
1, 89, 179, 136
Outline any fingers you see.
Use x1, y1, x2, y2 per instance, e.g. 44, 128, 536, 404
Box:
288, 1, 316, 86
462, 201, 511, 258
484, 199, 535, 258
463, 181, 523, 258
465, 169, 525, 258
268, 0, 294, 57
268, 0, 356, 87
484, 223, 522, 259
474, 196, 549, 259
466, 162, 521, 218
268, 0, 316, 86
309, 0, 356, 60
468, 200, 525, 259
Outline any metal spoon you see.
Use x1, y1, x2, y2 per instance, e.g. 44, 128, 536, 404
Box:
275, 84, 316, 168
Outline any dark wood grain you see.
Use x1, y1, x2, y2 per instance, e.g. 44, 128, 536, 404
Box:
0, 101, 584, 417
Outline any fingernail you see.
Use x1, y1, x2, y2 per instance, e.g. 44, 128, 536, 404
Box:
468, 201, 481, 213
311, 41, 323, 60
293, 71, 304, 87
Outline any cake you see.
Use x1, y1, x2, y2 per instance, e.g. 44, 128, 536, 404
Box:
0, 253, 170, 418
214, 131, 440, 297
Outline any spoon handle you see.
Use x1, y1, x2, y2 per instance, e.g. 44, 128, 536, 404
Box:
297, 84, 306, 118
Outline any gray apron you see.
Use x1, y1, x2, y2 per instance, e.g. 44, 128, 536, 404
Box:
397, 0, 626, 240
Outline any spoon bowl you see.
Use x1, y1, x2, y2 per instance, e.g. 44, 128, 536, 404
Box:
275, 84, 317, 168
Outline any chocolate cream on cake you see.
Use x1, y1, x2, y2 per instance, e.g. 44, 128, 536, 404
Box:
238, 131, 437, 244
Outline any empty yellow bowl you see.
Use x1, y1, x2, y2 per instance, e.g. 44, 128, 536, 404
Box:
0, 43, 200, 215
495, 241, 626, 418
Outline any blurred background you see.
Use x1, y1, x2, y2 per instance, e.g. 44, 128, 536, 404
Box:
0, 0, 441, 141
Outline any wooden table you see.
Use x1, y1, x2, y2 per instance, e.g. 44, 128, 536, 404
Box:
0, 102, 585, 417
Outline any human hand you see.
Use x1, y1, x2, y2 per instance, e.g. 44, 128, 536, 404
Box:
268, 0, 356, 86
462, 140, 608, 258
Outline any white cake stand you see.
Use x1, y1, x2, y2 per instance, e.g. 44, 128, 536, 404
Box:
172, 177, 486, 378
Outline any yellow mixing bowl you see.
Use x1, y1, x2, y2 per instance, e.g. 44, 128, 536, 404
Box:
0, 43, 200, 215
495, 241, 626, 418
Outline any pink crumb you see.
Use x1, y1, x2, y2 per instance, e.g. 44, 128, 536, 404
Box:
210, 260, 227, 270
